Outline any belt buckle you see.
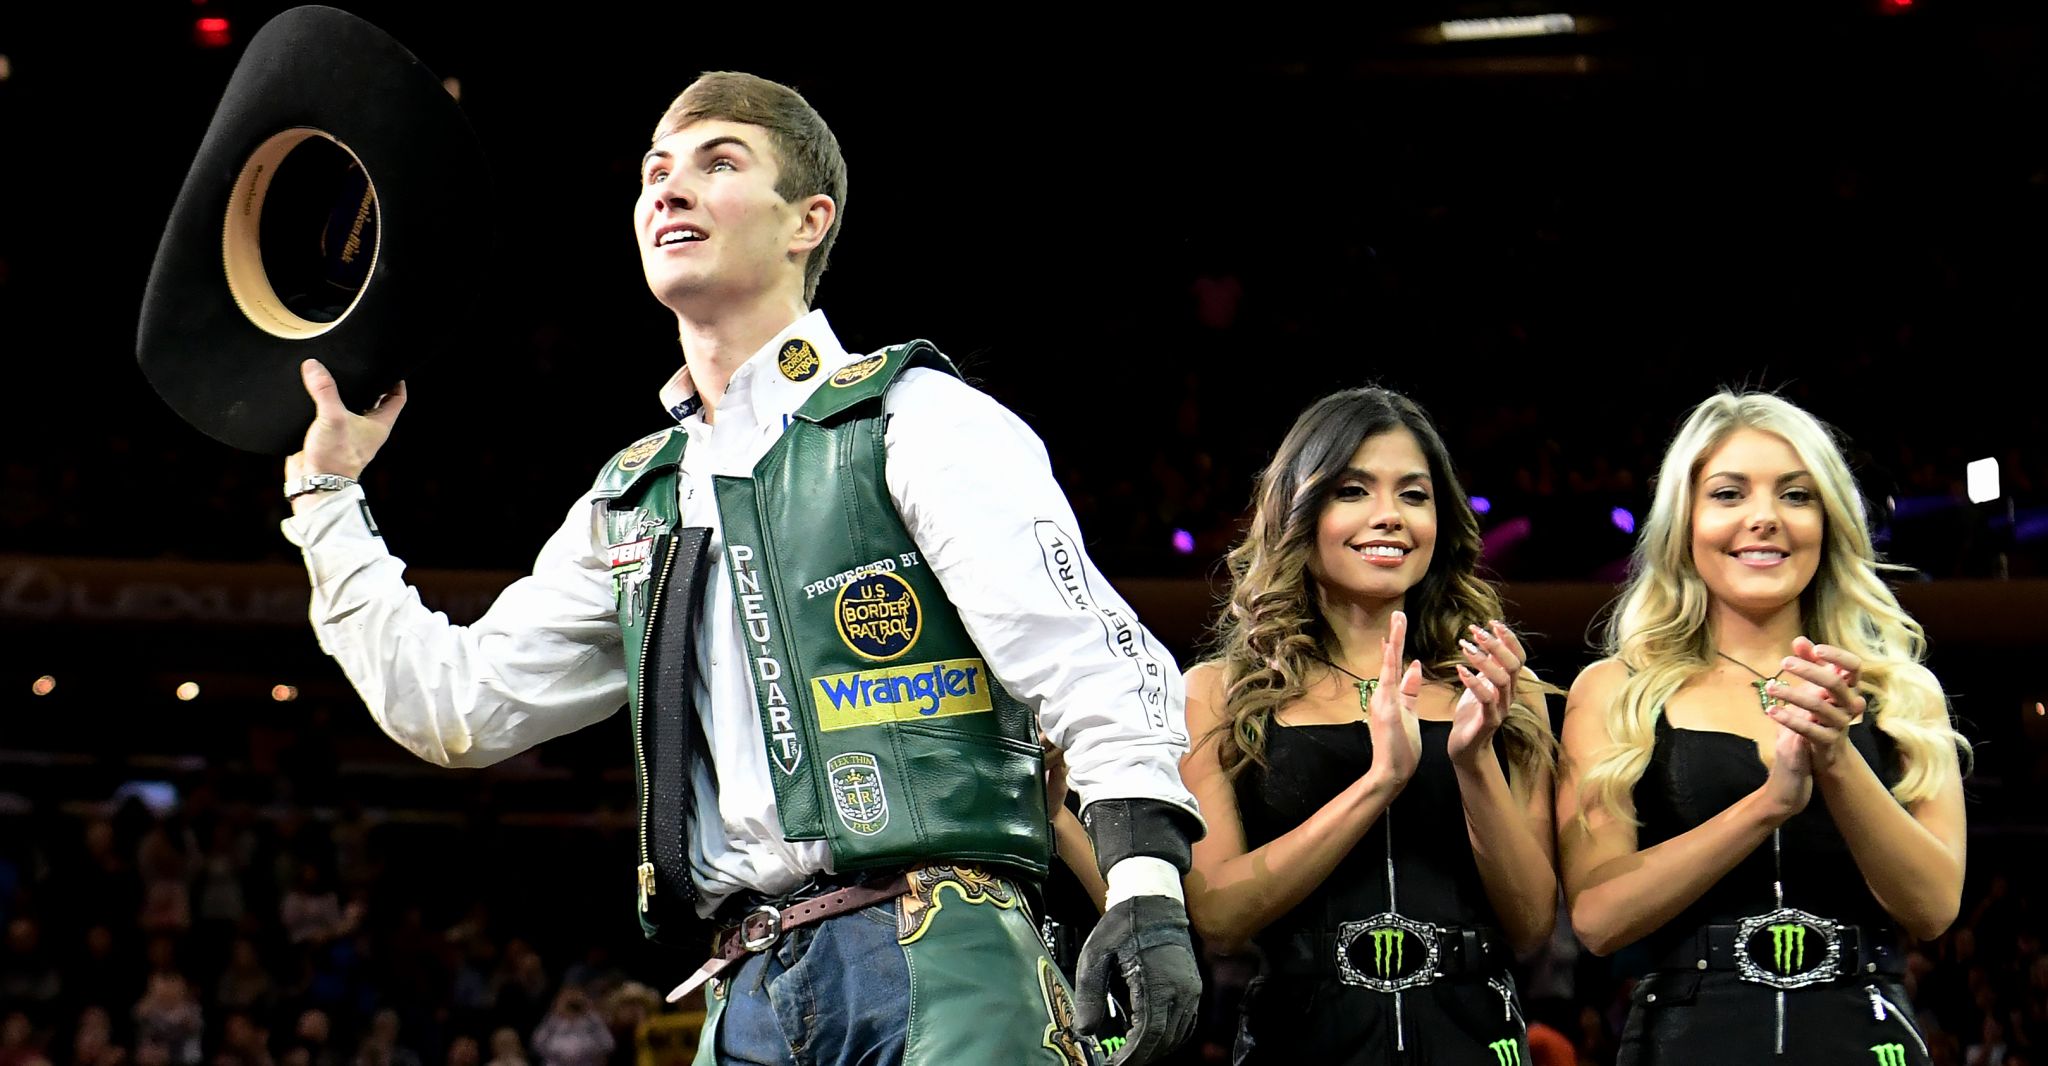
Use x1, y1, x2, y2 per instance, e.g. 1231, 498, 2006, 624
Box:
1335, 913, 1441, 992
739, 904, 783, 953
1734, 907, 1843, 990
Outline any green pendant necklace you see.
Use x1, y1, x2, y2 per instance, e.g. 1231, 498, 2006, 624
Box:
1314, 653, 1379, 710
1715, 650, 1787, 711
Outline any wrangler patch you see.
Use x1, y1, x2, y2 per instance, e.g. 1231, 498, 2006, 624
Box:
834, 572, 921, 661
812, 659, 992, 731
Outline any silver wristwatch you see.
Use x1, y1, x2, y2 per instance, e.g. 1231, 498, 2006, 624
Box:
283, 472, 360, 501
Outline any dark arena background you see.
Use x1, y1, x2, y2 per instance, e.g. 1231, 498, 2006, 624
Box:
2, 3, 2045, 1065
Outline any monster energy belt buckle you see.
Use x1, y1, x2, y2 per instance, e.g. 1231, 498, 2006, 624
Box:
1735, 906, 1843, 990
1335, 912, 1441, 992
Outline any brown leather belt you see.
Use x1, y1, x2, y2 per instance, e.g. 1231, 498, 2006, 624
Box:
665, 876, 912, 1003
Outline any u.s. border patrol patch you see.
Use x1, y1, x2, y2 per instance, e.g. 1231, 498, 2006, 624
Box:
616, 429, 671, 472
826, 752, 889, 836
834, 572, 921, 661
777, 339, 820, 381
828, 353, 887, 388
1037, 957, 1091, 1066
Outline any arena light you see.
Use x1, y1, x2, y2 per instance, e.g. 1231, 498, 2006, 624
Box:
1610, 507, 1636, 535
272, 684, 299, 702
195, 17, 231, 48
1171, 529, 1195, 555
176, 682, 201, 701
1439, 14, 1577, 41
1482, 516, 1532, 558
0, 55, 12, 83
1470, 496, 1492, 515
1966, 458, 1999, 504
31, 676, 55, 697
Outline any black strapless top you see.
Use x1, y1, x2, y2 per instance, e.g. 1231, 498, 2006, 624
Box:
1234, 716, 1509, 956
1631, 714, 1904, 963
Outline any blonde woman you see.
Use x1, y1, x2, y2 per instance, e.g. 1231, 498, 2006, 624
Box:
1557, 392, 1968, 1065
1181, 388, 1558, 1064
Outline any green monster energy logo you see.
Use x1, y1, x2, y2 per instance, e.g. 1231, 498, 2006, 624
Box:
1489, 1038, 1520, 1066
1371, 928, 1406, 976
1869, 1045, 1905, 1066
1098, 1037, 1126, 1057
1771, 923, 1809, 974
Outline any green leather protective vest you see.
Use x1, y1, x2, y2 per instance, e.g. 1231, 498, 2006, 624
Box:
590, 341, 1050, 943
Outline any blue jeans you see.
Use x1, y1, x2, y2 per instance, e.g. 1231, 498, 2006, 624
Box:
694, 869, 1099, 1066
709, 903, 910, 1066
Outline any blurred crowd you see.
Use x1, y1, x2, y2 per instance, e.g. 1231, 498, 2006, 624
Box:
2, 791, 2041, 1066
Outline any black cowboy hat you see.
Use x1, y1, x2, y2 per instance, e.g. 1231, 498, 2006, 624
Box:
137, 5, 483, 454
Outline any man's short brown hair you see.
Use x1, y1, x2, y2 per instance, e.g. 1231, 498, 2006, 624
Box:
653, 73, 846, 305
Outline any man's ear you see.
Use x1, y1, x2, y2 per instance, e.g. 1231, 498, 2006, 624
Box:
789, 193, 836, 256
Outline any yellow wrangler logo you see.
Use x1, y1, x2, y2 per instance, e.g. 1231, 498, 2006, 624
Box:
1489, 1039, 1520, 1066
1372, 928, 1405, 976
1869, 1045, 1906, 1066
812, 659, 993, 731
1772, 923, 1808, 974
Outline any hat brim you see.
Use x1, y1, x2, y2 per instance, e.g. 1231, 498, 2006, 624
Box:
137, 5, 483, 454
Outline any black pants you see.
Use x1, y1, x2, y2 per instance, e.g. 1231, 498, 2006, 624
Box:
1618, 970, 1930, 1065
1234, 971, 1531, 1065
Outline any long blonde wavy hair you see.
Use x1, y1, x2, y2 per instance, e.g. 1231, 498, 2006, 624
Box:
1206, 388, 1556, 797
1579, 392, 1968, 823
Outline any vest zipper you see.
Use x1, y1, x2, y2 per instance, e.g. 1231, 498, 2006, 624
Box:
635, 536, 682, 913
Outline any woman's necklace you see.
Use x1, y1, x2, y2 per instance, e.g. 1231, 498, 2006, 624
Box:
1312, 652, 1378, 711
1714, 650, 1787, 711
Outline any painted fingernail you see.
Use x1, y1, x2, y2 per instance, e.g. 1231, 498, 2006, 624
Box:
1460, 639, 1481, 656
1489, 619, 1504, 629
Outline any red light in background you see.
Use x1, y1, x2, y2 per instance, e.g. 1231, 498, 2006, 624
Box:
1883, 0, 1913, 9
195, 17, 231, 48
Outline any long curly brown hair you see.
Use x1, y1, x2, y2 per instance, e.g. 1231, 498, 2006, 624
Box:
1206, 387, 1556, 795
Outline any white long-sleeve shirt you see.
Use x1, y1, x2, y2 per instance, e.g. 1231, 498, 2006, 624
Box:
283, 310, 1197, 916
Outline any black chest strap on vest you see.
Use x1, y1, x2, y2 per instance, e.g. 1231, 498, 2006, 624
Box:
640, 524, 714, 934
